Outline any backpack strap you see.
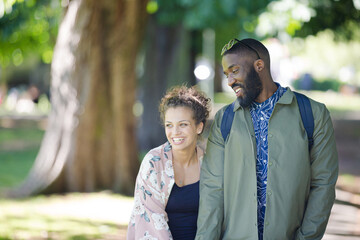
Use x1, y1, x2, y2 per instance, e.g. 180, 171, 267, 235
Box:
294, 92, 314, 151
221, 101, 236, 142
220, 92, 314, 152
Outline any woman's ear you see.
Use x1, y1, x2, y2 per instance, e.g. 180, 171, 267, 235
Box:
254, 59, 264, 72
197, 122, 204, 134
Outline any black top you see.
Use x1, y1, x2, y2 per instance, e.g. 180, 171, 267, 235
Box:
165, 181, 200, 240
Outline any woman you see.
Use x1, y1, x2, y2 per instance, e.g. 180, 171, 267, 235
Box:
127, 86, 211, 240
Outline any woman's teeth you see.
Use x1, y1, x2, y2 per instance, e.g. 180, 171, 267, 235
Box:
173, 138, 184, 143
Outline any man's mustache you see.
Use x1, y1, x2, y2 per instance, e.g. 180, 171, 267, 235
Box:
232, 83, 244, 89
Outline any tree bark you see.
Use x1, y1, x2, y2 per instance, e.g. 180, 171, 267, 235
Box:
8, 0, 148, 197
137, 16, 196, 151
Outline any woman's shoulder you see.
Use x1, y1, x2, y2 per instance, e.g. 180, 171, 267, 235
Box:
146, 142, 172, 159
139, 142, 173, 172
138, 142, 175, 190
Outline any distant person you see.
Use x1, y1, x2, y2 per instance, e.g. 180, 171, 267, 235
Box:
127, 86, 211, 239
28, 85, 40, 103
196, 38, 338, 239
300, 73, 314, 91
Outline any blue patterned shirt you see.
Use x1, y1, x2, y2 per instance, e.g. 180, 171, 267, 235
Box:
249, 83, 287, 240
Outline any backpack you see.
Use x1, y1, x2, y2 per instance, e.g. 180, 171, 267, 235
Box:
220, 92, 314, 151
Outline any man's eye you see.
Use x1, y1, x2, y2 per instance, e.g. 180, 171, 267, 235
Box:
232, 69, 239, 74
180, 123, 188, 127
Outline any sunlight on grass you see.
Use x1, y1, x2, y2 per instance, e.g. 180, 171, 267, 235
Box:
303, 91, 360, 113
0, 192, 133, 239
214, 92, 236, 105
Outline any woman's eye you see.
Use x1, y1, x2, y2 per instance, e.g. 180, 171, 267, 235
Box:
165, 124, 172, 128
232, 69, 239, 74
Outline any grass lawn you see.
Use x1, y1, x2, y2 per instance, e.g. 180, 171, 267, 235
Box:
0, 149, 39, 190
0, 127, 45, 144
0, 125, 132, 239
0, 127, 44, 191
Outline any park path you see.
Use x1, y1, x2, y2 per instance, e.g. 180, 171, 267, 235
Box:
324, 188, 360, 239
323, 117, 360, 239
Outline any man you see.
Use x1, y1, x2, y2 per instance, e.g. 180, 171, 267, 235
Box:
196, 38, 338, 240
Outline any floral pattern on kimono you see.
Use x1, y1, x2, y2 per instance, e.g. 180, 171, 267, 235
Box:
127, 142, 204, 240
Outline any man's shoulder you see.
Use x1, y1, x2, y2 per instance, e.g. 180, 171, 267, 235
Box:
289, 90, 330, 121
286, 88, 327, 112
307, 96, 326, 108
214, 102, 237, 118
305, 95, 329, 117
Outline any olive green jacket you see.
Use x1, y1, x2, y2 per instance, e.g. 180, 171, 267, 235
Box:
196, 88, 338, 240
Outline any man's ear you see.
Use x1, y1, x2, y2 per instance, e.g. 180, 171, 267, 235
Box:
254, 59, 265, 72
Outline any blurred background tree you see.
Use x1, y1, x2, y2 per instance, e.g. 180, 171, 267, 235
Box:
2, 0, 147, 196
255, 0, 360, 93
0, 0, 61, 98
0, 0, 359, 197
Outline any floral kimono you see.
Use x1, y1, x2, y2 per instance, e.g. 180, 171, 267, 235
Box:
127, 142, 204, 240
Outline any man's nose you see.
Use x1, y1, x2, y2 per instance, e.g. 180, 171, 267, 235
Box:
228, 75, 236, 86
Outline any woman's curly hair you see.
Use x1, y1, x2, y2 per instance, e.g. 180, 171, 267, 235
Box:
159, 86, 211, 131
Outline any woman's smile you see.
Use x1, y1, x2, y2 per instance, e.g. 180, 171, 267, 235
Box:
172, 137, 185, 145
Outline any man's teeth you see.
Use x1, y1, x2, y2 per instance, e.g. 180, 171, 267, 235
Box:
235, 88, 241, 93
173, 138, 184, 143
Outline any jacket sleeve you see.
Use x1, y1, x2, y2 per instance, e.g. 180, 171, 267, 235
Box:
196, 110, 225, 240
127, 152, 173, 240
296, 104, 339, 240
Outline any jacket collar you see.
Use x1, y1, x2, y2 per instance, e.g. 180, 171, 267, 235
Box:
277, 87, 294, 105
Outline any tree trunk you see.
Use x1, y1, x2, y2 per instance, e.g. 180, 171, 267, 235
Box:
8, 0, 148, 197
137, 16, 196, 151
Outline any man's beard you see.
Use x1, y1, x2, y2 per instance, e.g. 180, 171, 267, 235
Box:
236, 66, 262, 108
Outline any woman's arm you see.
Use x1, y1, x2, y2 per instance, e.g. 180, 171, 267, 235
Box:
127, 151, 174, 240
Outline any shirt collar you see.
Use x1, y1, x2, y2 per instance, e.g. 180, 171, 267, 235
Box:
251, 83, 281, 110
233, 82, 288, 111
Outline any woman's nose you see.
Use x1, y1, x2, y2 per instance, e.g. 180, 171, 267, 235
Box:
173, 126, 181, 134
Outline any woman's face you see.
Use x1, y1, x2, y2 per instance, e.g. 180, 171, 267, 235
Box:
164, 106, 203, 152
